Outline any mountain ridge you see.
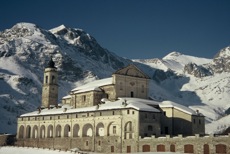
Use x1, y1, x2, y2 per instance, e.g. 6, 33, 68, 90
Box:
0, 22, 230, 135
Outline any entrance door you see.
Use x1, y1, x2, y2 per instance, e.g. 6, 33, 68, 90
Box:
127, 146, 131, 153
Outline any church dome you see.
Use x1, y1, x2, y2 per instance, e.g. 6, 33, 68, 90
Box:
46, 57, 56, 68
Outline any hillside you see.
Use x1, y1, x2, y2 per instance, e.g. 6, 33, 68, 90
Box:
0, 22, 230, 134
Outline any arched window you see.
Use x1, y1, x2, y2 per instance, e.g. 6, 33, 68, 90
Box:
64, 124, 71, 137
82, 124, 93, 137
47, 125, 53, 138
32, 125, 38, 138
56, 125, 61, 137
107, 122, 118, 136
73, 124, 80, 137
125, 121, 133, 139
26, 125, 31, 138
18, 125, 24, 139
96, 123, 104, 136
40, 125, 45, 138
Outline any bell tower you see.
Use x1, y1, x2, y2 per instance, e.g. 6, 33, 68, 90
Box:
41, 57, 58, 108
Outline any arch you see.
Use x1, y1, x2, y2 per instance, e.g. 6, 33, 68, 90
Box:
216, 144, 226, 153
204, 144, 209, 154
96, 123, 104, 136
142, 145, 150, 152
47, 125, 53, 138
107, 122, 118, 136
32, 125, 38, 138
73, 124, 80, 137
56, 124, 61, 137
18, 125, 24, 139
64, 124, 71, 137
40, 125, 45, 138
26, 125, 31, 138
157, 144, 165, 152
124, 121, 133, 139
184, 144, 194, 153
82, 123, 93, 137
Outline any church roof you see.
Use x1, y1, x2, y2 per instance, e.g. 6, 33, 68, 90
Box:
113, 64, 150, 79
71, 77, 113, 94
20, 97, 160, 117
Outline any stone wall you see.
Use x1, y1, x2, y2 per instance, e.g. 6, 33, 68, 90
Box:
0, 134, 16, 146
15, 134, 230, 153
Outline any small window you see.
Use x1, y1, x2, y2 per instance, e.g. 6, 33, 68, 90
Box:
120, 82, 123, 90
131, 91, 134, 97
28, 117, 30, 120
21, 118, 23, 121
141, 85, 144, 93
67, 115, 69, 119
163, 112, 166, 116
86, 141, 88, 146
113, 126, 116, 134
148, 125, 153, 131
112, 111, 115, 115
52, 75, 55, 83
76, 114, 78, 118
82, 95, 86, 102
193, 119, 196, 124
127, 110, 130, 114
199, 119, 201, 124
100, 112, 102, 116
58, 116, 60, 119
153, 114, 155, 119
45, 76, 48, 83
132, 111, 135, 114
145, 114, 148, 118
50, 116, 52, 120
98, 140, 101, 146
42, 117, 44, 120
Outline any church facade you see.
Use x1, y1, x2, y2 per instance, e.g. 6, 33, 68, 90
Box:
16, 58, 206, 153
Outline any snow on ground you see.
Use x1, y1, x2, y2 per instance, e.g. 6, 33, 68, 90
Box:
0, 146, 183, 154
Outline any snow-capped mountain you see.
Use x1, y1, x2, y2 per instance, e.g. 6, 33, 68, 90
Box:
0, 22, 230, 135
0, 23, 130, 133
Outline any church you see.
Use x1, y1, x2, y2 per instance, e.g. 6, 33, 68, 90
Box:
16, 58, 205, 153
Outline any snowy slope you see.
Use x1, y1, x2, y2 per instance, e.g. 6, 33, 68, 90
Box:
0, 22, 230, 135
136, 48, 230, 134
0, 22, 130, 133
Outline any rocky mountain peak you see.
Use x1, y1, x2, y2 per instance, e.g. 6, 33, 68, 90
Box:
211, 46, 230, 73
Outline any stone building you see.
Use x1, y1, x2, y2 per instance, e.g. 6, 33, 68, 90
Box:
16, 58, 207, 153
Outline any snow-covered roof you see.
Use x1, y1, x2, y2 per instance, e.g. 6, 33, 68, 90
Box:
20, 97, 160, 117
62, 95, 71, 99
71, 77, 113, 94
159, 101, 201, 116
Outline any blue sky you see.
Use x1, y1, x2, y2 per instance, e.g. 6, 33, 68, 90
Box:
0, 0, 230, 59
